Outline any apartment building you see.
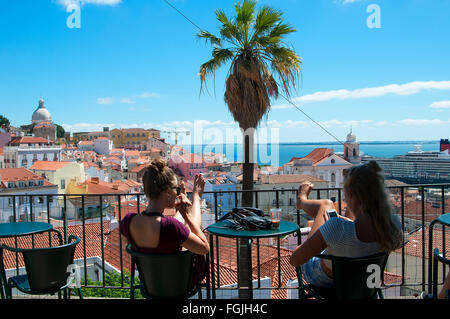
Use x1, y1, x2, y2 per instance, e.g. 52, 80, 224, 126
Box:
0, 168, 58, 222
110, 128, 160, 149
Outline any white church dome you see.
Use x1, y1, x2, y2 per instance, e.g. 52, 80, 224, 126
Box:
32, 99, 52, 124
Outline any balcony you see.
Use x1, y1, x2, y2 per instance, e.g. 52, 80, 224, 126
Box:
0, 184, 449, 299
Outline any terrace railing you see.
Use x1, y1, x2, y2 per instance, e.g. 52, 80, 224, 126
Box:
0, 183, 448, 298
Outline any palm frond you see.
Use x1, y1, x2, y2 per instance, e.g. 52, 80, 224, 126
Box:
252, 5, 282, 38
197, 30, 222, 47
198, 0, 302, 129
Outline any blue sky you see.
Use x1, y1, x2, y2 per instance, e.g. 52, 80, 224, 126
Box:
0, 0, 449, 144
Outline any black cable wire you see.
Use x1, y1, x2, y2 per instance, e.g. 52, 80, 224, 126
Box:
162, 0, 203, 32
162, 0, 346, 146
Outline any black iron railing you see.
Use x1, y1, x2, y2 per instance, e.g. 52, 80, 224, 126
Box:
0, 183, 448, 298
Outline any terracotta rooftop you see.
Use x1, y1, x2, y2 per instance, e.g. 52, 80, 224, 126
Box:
30, 160, 72, 171
9, 136, 50, 145
0, 168, 53, 185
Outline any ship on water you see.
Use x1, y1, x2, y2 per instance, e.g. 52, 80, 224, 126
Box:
361, 139, 450, 184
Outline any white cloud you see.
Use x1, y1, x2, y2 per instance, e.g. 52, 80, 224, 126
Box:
430, 101, 450, 109
56, 0, 122, 9
273, 81, 450, 109
96, 97, 115, 105
135, 92, 160, 99
397, 119, 450, 126
96, 92, 160, 105
119, 98, 136, 104
335, 0, 362, 4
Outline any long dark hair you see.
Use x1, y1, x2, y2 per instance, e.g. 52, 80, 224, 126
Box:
344, 161, 403, 252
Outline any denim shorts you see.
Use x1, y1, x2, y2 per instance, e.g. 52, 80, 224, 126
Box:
300, 256, 334, 288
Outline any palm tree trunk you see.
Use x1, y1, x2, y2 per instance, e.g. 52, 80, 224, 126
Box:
239, 131, 254, 299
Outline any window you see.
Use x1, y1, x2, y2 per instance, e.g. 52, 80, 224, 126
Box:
132, 133, 135, 137
331, 173, 336, 183
126, 133, 130, 137
112, 135, 115, 138
8, 182, 15, 188
136, 133, 140, 137
331, 159, 335, 164
37, 180, 43, 186
18, 182, 25, 188
61, 179, 66, 189
29, 181, 35, 187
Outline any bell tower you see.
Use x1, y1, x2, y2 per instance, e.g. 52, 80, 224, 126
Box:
343, 128, 361, 164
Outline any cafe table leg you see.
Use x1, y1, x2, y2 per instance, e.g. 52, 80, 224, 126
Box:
247, 238, 253, 299
209, 234, 216, 299
0, 247, 6, 299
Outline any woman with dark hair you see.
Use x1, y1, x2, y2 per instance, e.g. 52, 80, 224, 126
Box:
120, 158, 209, 286
289, 160, 403, 288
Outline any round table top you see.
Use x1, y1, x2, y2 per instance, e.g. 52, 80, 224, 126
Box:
0, 222, 53, 238
206, 220, 299, 239
437, 213, 450, 226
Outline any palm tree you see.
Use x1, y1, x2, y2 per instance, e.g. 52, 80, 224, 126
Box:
198, 0, 301, 298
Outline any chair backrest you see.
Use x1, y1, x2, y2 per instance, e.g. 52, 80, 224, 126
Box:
19, 235, 80, 292
126, 245, 195, 299
319, 252, 388, 299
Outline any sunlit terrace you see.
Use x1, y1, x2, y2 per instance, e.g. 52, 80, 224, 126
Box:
0, 183, 449, 300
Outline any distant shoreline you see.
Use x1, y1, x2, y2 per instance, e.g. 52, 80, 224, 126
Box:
183, 140, 440, 146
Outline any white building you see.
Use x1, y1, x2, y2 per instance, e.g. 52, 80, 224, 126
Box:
283, 148, 353, 191
78, 141, 94, 152
93, 137, 112, 155
2, 136, 62, 170
0, 168, 59, 222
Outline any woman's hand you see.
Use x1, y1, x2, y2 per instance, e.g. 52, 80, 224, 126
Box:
193, 174, 205, 198
174, 193, 192, 216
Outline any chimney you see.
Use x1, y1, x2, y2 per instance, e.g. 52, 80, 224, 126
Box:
112, 184, 119, 190
91, 177, 99, 184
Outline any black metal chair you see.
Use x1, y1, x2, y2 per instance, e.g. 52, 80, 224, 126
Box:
296, 252, 389, 299
427, 213, 450, 295
126, 244, 201, 299
432, 248, 450, 299
0, 234, 82, 299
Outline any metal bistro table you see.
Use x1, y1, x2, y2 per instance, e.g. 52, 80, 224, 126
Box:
0, 222, 54, 299
206, 219, 299, 299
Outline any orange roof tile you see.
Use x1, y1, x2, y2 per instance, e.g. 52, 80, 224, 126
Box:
303, 148, 333, 165
9, 136, 49, 145
30, 161, 71, 171
0, 168, 48, 182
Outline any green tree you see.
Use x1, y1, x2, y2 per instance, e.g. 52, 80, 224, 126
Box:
55, 124, 66, 139
198, 0, 301, 298
0, 115, 10, 129
74, 271, 143, 299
